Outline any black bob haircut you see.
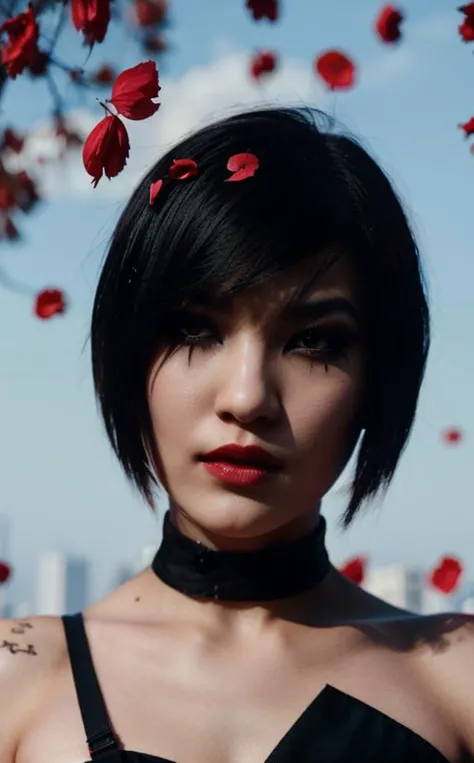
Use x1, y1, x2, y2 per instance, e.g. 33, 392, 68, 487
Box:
90, 106, 430, 529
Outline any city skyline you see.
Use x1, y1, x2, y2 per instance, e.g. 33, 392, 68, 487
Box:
1, 0, 473, 607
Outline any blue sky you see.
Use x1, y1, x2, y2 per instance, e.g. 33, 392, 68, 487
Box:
1, 0, 474, 609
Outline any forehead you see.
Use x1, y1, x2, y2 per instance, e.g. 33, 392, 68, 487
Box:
193, 251, 362, 319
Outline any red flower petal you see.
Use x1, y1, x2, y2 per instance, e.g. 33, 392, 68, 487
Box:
135, 0, 168, 27
34, 288, 66, 320
92, 63, 116, 85
149, 178, 163, 205
375, 5, 404, 44
109, 60, 160, 121
82, 115, 130, 187
429, 556, 463, 594
442, 427, 463, 444
459, 117, 474, 136
459, 3, 474, 18
315, 50, 356, 90
0, 561, 11, 584
71, 0, 110, 44
2, 127, 25, 153
168, 158, 198, 180
459, 17, 474, 41
224, 152, 260, 182
0, 3, 39, 78
246, 0, 278, 22
339, 556, 366, 585
2, 216, 19, 240
250, 50, 278, 80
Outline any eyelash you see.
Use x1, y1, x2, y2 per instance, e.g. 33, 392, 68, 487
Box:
167, 312, 357, 365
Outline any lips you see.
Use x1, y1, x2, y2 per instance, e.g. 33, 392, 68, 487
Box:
200, 444, 283, 471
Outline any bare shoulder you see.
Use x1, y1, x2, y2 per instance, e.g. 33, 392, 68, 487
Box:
410, 612, 474, 758
0, 615, 67, 762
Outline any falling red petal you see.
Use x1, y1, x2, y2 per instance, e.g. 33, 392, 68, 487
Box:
442, 427, 463, 444
70, 0, 110, 44
82, 115, 130, 187
429, 556, 463, 594
250, 50, 278, 80
34, 289, 66, 320
315, 50, 356, 90
374, 5, 404, 44
458, 3, 474, 19
109, 60, 160, 121
459, 17, 474, 41
459, 117, 474, 136
0, 562, 11, 584
0, 3, 40, 78
245, 0, 278, 22
339, 556, 366, 585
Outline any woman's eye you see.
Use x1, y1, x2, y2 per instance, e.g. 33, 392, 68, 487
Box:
177, 314, 217, 345
290, 326, 356, 362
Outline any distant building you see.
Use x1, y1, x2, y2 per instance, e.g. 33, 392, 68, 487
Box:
7, 601, 33, 619
362, 564, 425, 613
362, 564, 458, 614
36, 553, 89, 615
460, 596, 474, 614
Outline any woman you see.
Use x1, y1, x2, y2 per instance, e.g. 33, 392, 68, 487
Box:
2, 107, 473, 763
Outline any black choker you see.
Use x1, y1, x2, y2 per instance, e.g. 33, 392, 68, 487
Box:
151, 511, 331, 601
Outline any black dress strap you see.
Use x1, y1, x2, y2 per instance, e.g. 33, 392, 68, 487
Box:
62, 612, 120, 759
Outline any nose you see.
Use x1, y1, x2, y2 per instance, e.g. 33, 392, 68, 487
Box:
214, 334, 281, 426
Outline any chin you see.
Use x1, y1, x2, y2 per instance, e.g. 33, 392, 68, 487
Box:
170, 490, 312, 550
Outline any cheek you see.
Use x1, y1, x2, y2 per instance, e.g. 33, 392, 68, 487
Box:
147, 357, 209, 450
286, 372, 362, 458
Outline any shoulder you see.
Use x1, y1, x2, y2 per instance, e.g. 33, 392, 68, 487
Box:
413, 612, 474, 756
0, 615, 67, 760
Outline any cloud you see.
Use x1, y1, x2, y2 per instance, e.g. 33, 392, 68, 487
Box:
23, 50, 325, 201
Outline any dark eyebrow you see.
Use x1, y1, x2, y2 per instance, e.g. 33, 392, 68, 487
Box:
187, 294, 360, 325
282, 297, 360, 324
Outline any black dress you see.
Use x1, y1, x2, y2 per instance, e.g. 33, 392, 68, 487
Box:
62, 612, 451, 763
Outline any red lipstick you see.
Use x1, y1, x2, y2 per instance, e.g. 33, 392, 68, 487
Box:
200, 444, 283, 486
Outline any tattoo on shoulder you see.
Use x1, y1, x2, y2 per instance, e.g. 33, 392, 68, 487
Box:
11, 621, 33, 635
0, 639, 37, 656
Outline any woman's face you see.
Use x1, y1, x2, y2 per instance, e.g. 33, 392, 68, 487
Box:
147, 253, 365, 547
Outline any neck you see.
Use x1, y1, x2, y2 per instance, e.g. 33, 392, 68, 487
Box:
169, 503, 322, 552
151, 507, 332, 607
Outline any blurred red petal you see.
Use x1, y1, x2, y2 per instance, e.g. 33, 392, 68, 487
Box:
459, 17, 474, 41
250, 50, 278, 80
375, 5, 404, 43
459, 117, 474, 136
459, 3, 474, 18
339, 556, 366, 585
0, 562, 11, 584
0, 3, 39, 78
315, 50, 356, 90
442, 427, 463, 444
224, 152, 259, 182
2, 127, 25, 153
92, 63, 116, 84
134, 0, 168, 27
246, 0, 278, 21
429, 557, 463, 594
34, 288, 66, 320
71, 0, 110, 44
